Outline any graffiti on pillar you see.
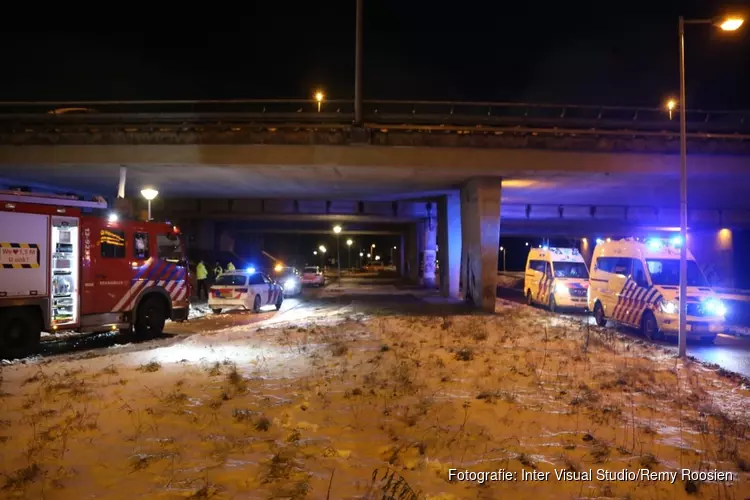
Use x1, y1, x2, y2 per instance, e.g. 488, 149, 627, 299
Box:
424, 251, 436, 278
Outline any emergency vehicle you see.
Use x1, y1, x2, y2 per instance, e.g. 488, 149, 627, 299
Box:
0, 191, 189, 358
524, 247, 589, 312
208, 270, 283, 314
588, 237, 725, 343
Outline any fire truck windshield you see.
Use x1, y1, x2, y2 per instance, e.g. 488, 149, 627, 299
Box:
157, 233, 184, 263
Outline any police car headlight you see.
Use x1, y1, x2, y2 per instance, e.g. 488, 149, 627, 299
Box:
704, 298, 727, 318
283, 278, 297, 289
660, 300, 677, 315
555, 282, 569, 295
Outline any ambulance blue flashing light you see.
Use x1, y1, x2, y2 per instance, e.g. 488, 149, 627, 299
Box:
670, 235, 683, 247
646, 239, 664, 251
247, 267, 256, 274
596, 238, 604, 245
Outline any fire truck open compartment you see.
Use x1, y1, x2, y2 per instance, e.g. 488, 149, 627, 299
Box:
51, 216, 80, 328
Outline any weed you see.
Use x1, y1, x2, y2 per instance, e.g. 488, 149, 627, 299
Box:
2, 463, 42, 490
100, 365, 118, 375
226, 365, 246, 392
232, 409, 257, 423
380, 344, 390, 352
207, 362, 222, 376
639, 453, 659, 470
138, 361, 162, 373
330, 342, 349, 357
255, 416, 272, 432
455, 347, 474, 361
517, 453, 536, 469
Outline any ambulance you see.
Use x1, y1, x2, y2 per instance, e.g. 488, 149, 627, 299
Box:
524, 247, 590, 312
0, 190, 189, 358
588, 237, 724, 343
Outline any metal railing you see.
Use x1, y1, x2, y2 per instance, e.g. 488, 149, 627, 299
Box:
0, 99, 748, 136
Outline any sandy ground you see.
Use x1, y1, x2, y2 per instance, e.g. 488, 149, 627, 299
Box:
1, 286, 749, 499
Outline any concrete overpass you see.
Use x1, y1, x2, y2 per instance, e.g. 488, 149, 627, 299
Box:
1, 99, 749, 310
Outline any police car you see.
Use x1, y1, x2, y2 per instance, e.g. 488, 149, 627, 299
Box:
588, 237, 725, 343
524, 247, 589, 312
208, 269, 283, 314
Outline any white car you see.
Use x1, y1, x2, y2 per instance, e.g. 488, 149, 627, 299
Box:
208, 271, 283, 314
302, 266, 325, 287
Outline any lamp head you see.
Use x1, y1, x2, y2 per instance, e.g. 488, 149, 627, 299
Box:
140, 187, 159, 201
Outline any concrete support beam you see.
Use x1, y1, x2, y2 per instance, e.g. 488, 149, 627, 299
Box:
192, 220, 217, 252
461, 178, 502, 311
438, 192, 461, 298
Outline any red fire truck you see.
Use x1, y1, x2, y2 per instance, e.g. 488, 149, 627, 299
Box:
0, 191, 190, 358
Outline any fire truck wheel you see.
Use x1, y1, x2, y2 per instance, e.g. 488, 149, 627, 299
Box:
275, 295, 283, 311
252, 295, 262, 313
134, 296, 167, 339
211, 308, 222, 314
0, 308, 41, 359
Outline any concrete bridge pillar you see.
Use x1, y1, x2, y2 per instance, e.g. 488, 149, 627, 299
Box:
422, 203, 438, 288
689, 229, 735, 288
461, 178, 502, 312
438, 192, 461, 298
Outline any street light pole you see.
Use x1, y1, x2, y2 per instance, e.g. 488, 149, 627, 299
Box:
677, 15, 689, 359
354, 0, 363, 126
674, 14, 743, 359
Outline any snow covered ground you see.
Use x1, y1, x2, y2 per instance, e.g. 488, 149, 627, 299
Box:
1, 289, 749, 499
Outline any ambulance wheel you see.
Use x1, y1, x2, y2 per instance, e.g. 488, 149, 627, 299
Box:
252, 295, 262, 313
0, 308, 41, 359
134, 296, 167, 339
526, 290, 533, 306
641, 311, 663, 341
548, 295, 557, 313
211, 308, 222, 314
593, 302, 607, 327
275, 295, 283, 311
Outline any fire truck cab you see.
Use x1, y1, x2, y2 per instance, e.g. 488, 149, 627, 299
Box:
0, 191, 189, 358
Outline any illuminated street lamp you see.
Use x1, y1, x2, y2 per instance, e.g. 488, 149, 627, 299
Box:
140, 187, 159, 220
313, 250, 318, 255
333, 225, 343, 281
314, 90, 324, 112
675, 13, 744, 358
499, 246, 506, 272
346, 239, 353, 269
666, 98, 677, 119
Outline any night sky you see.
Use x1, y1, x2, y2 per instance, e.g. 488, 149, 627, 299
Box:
2, 0, 749, 108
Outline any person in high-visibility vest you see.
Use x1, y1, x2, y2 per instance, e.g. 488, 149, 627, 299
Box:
196, 260, 208, 300
227, 261, 236, 272
213, 262, 223, 280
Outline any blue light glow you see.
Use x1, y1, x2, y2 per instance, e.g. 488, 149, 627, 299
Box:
595, 238, 604, 245
247, 267, 256, 274
646, 239, 664, 251
703, 298, 727, 317
670, 235, 683, 247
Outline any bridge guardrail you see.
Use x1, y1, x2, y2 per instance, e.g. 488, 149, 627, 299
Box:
0, 99, 748, 136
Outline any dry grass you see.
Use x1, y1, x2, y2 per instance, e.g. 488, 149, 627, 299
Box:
0, 308, 748, 498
